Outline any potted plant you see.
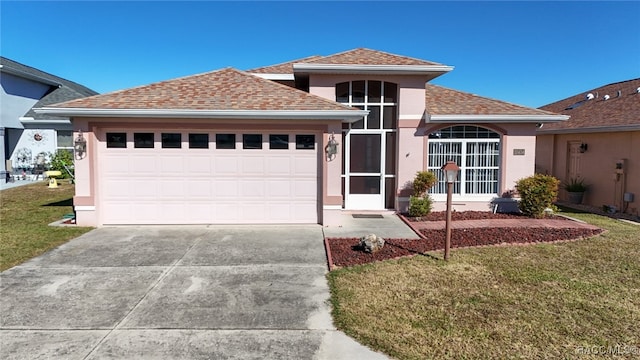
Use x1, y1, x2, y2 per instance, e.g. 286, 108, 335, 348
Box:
563, 177, 588, 204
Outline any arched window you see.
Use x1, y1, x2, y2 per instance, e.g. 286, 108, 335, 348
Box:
427, 126, 501, 196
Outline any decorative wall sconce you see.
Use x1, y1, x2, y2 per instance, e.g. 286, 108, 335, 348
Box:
74, 131, 87, 160
579, 143, 588, 153
325, 132, 339, 161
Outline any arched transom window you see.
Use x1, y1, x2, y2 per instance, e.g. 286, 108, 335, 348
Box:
427, 126, 501, 197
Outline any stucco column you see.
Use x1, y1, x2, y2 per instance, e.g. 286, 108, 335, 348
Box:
71, 118, 98, 226
322, 121, 343, 225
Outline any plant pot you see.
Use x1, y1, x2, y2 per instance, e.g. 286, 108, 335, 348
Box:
567, 191, 585, 204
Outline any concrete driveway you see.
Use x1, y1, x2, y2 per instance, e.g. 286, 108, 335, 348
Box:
0, 226, 387, 360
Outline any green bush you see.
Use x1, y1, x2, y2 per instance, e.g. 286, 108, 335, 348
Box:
409, 195, 433, 217
413, 171, 438, 196
49, 150, 74, 179
515, 174, 560, 218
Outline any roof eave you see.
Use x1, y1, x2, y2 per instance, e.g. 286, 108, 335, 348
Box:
34, 107, 368, 122
537, 124, 640, 134
427, 114, 569, 123
0, 65, 62, 87
250, 73, 295, 81
293, 63, 454, 76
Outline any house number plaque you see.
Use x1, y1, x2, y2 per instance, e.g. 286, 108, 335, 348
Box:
513, 149, 526, 156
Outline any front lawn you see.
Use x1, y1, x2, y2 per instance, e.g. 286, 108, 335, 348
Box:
0, 182, 93, 271
327, 211, 640, 359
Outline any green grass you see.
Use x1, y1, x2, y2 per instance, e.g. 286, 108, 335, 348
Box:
328, 210, 640, 359
0, 182, 93, 271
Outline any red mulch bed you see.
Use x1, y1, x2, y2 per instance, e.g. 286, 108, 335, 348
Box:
326, 212, 604, 269
404, 210, 552, 222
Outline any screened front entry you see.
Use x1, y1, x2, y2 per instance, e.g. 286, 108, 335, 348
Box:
427, 126, 501, 200
338, 80, 397, 210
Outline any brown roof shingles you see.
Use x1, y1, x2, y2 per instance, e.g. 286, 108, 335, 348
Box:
306, 48, 443, 66
247, 56, 323, 74
50, 68, 355, 111
426, 84, 557, 116
539, 78, 640, 131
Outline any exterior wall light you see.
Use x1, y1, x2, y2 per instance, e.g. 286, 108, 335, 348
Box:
74, 131, 87, 160
326, 132, 339, 161
579, 143, 588, 153
441, 160, 460, 261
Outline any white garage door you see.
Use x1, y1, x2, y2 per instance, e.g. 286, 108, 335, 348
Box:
98, 130, 319, 224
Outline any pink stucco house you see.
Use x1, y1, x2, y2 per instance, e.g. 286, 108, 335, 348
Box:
37, 48, 567, 226
536, 78, 639, 217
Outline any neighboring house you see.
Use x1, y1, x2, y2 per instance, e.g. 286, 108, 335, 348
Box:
536, 78, 640, 217
37, 48, 567, 226
0, 57, 98, 181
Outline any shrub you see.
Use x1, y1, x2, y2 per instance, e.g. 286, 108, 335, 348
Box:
515, 174, 560, 218
49, 150, 74, 179
413, 171, 438, 196
409, 195, 433, 217
563, 177, 588, 192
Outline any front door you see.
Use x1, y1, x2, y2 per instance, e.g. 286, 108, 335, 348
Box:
567, 141, 582, 179
345, 133, 384, 209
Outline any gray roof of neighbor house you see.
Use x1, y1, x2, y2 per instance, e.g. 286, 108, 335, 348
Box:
538, 78, 640, 133
0, 56, 99, 120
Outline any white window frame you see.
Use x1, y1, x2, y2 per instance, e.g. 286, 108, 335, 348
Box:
427, 129, 501, 202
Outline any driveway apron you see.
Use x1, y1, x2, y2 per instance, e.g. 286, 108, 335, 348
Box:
0, 226, 387, 360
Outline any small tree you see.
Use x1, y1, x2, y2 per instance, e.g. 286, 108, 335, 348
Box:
49, 150, 74, 179
408, 171, 437, 217
515, 174, 560, 218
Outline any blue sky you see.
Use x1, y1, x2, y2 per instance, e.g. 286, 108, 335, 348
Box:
2, 1, 638, 108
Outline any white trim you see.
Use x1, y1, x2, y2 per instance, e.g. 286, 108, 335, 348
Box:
537, 124, 640, 134
74, 206, 96, 211
323, 205, 343, 210
399, 114, 424, 120
293, 63, 454, 75
251, 73, 295, 81
20, 117, 71, 125
35, 108, 368, 121
428, 114, 569, 123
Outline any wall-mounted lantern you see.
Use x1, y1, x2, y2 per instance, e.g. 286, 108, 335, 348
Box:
74, 131, 87, 160
325, 132, 339, 161
579, 143, 588, 153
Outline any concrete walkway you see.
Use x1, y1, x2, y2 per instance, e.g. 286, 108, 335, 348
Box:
0, 226, 388, 360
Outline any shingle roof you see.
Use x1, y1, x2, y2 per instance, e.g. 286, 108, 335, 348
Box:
306, 48, 443, 66
425, 84, 558, 116
538, 78, 640, 131
247, 56, 323, 74
49, 68, 356, 111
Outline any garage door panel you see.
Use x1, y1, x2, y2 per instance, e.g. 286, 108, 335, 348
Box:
100, 131, 318, 224
293, 157, 317, 176
159, 180, 186, 198
266, 179, 292, 197
130, 180, 158, 198
187, 156, 212, 174
241, 156, 266, 175
186, 180, 213, 198
240, 180, 266, 197
266, 156, 292, 175
214, 180, 239, 197
214, 156, 239, 174
130, 155, 159, 174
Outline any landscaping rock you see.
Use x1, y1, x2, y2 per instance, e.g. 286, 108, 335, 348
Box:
359, 234, 385, 253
